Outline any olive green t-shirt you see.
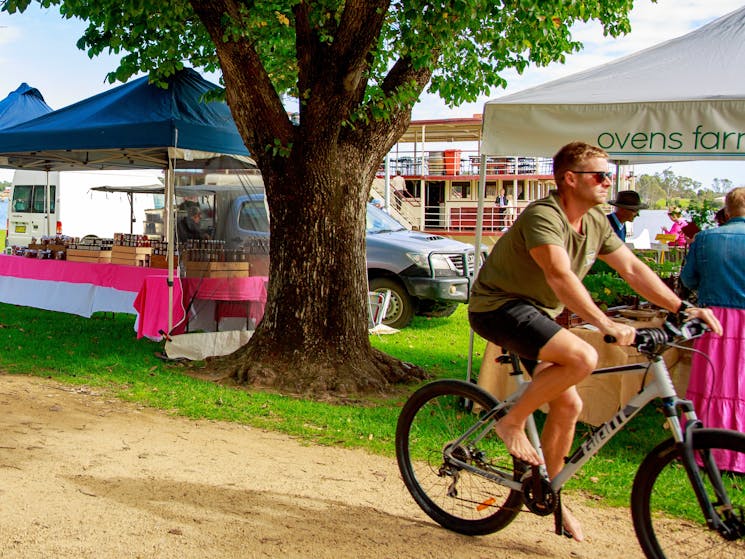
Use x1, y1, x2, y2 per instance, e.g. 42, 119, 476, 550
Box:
469, 191, 623, 318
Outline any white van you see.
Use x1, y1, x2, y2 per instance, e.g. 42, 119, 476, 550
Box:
6, 170, 162, 247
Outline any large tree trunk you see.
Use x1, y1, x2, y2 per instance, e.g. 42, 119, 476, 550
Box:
191, 0, 430, 395
218, 138, 427, 395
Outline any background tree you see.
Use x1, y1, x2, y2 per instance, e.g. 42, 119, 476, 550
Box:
636, 173, 667, 209
712, 177, 734, 193
637, 168, 702, 209
3, 0, 638, 395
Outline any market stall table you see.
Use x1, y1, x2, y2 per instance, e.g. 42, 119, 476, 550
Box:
182, 276, 268, 332
133, 274, 268, 340
0, 254, 156, 317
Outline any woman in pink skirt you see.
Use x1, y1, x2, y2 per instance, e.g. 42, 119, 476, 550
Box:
681, 187, 745, 472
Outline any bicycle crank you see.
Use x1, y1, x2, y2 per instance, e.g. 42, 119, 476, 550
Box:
522, 466, 557, 516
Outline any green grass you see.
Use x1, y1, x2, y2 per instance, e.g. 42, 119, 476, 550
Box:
0, 301, 739, 521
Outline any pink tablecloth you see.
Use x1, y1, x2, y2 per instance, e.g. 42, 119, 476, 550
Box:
182, 276, 268, 330
0, 254, 157, 318
132, 275, 186, 340
0, 254, 153, 292
133, 275, 268, 340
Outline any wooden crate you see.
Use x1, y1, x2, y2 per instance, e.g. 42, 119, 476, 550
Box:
66, 249, 112, 264
111, 245, 151, 267
184, 261, 249, 278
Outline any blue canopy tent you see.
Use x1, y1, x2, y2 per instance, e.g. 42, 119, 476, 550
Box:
0, 68, 254, 332
0, 68, 250, 170
0, 83, 53, 130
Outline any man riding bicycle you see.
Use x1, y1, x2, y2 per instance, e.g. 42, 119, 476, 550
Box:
468, 141, 722, 541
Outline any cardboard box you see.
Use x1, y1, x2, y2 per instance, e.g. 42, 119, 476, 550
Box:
111, 257, 147, 267
150, 254, 178, 269
184, 261, 249, 278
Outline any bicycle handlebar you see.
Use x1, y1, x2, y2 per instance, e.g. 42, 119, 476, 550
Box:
603, 318, 710, 355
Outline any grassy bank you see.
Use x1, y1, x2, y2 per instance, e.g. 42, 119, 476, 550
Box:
0, 302, 704, 512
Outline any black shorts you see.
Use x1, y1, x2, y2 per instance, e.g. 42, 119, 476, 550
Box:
469, 301, 562, 374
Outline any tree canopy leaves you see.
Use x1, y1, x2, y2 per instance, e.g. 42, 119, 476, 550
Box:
3, 0, 638, 113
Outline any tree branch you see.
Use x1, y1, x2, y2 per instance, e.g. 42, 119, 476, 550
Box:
296, 1, 388, 139
189, 0, 294, 167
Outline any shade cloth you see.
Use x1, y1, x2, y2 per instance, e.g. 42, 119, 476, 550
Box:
0, 83, 53, 130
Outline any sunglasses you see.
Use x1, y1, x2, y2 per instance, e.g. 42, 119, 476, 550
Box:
570, 170, 614, 183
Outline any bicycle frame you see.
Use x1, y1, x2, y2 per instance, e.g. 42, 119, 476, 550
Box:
443, 353, 698, 494
552, 355, 692, 489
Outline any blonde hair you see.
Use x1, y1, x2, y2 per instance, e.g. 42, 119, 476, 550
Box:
553, 142, 609, 190
725, 187, 745, 217
667, 206, 683, 218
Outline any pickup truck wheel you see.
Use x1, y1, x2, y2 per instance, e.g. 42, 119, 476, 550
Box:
369, 278, 415, 329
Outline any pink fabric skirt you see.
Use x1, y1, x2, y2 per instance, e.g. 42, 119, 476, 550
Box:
686, 307, 745, 473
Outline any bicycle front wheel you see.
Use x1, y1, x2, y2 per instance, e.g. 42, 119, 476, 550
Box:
631, 428, 745, 559
395, 379, 525, 536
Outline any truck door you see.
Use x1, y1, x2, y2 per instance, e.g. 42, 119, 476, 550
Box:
7, 182, 58, 246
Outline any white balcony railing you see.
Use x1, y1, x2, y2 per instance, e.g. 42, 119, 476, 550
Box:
380, 149, 553, 177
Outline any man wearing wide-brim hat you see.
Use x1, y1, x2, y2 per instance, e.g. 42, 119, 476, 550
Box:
607, 190, 648, 241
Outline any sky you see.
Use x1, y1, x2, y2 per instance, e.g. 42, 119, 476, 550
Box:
1, 0, 745, 188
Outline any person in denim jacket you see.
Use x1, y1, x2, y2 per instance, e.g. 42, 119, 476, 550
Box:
681, 187, 745, 472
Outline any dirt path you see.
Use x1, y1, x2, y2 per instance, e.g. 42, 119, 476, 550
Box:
0, 373, 644, 558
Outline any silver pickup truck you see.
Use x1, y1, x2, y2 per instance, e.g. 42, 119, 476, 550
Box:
184, 187, 479, 329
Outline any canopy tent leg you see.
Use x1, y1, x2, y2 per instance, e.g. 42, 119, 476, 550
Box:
166, 160, 175, 335
466, 153, 488, 384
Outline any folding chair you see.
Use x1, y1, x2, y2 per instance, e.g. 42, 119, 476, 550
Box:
368, 289, 392, 329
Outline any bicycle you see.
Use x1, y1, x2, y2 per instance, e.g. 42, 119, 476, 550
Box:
395, 318, 745, 558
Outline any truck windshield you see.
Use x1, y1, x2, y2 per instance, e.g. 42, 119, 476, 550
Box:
239, 198, 270, 233
366, 203, 407, 234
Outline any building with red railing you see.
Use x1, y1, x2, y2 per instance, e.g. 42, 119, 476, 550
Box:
372, 115, 556, 236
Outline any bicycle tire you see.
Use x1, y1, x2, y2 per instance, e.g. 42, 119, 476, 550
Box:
631, 428, 745, 559
395, 379, 525, 536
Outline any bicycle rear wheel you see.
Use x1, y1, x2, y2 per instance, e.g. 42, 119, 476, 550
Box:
631, 428, 745, 559
395, 379, 525, 535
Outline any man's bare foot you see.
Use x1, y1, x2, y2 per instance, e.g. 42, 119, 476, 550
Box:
562, 505, 584, 542
493, 420, 543, 465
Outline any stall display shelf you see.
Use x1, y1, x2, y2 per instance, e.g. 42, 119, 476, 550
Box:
184, 261, 249, 278
111, 245, 151, 266
67, 249, 112, 263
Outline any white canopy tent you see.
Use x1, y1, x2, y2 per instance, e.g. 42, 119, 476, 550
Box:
467, 6, 745, 380
482, 5, 745, 164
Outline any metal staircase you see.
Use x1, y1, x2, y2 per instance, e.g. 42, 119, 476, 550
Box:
369, 181, 422, 230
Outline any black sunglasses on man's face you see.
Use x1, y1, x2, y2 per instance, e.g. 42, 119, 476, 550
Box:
570, 170, 614, 183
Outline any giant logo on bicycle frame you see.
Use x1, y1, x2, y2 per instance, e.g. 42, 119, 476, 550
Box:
567, 403, 640, 465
